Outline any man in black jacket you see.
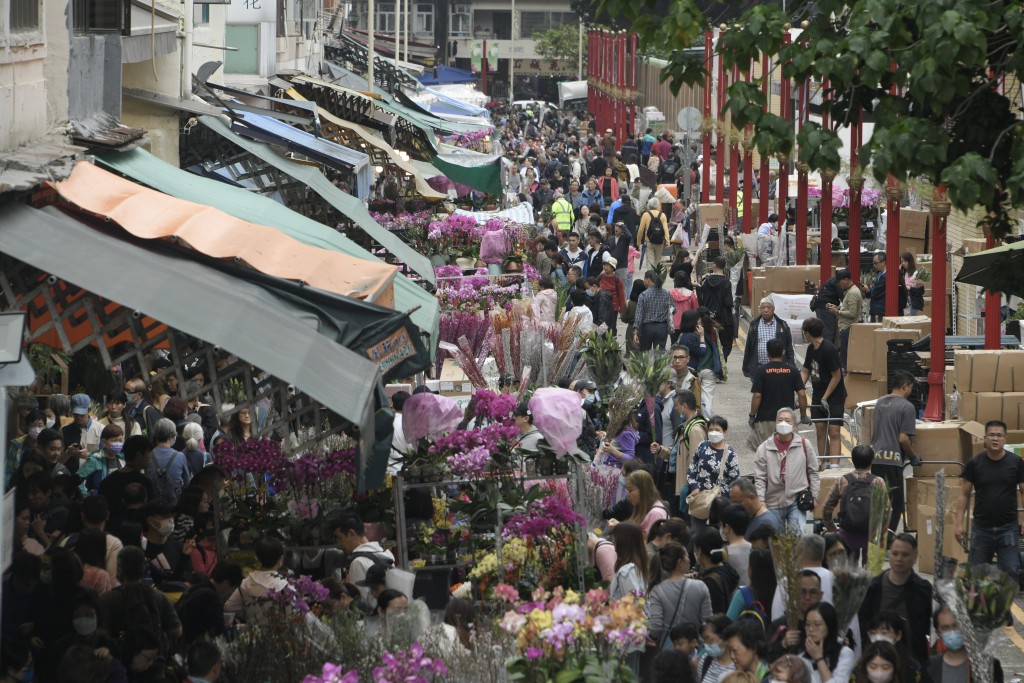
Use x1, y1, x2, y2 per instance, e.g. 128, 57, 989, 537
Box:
814, 272, 845, 344
700, 256, 736, 361
858, 533, 933, 667
741, 297, 796, 378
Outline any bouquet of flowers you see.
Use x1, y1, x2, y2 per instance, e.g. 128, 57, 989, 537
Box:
266, 573, 331, 616
498, 585, 646, 683
830, 557, 873, 636
770, 530, 805, 630
915, 267, 932, 282
866, 483, 892, 575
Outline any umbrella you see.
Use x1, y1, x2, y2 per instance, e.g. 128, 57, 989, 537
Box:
955, 241, 1024, 298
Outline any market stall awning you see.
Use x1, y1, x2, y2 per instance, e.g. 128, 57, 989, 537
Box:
229, 110, 373, 199
433, 151, 505, 197
0, 202, 420, 487
956, 241, 1024, 297
96, 148, 440, 347
196, 115, 436, 284
417, 65, 477, 86
52, 161, 398, 306
285, 88, 447, 200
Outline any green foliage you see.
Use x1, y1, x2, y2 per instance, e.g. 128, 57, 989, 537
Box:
591, 0, 1024, 238
27, 344, 70, 386
624, 350, 670, 398
581, 330, 622, 396
534, 24, 584, 65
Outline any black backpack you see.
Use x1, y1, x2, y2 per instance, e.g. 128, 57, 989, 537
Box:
645, 211, 666, 244
839, 473, 876, 534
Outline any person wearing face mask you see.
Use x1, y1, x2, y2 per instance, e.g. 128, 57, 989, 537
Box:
89, 391, 142, 449
77, 424, 126, 495
42, 594, 119, 683
685, 415, 740, 531
5, 409, 47, 490
62, 393, 100, 464
142, 500, 195, 587
753, 407, 820, 532
927, 606, 1003, 683
696, 615, 735, 683
864, 612, 923, 683
854, 642, 904, 683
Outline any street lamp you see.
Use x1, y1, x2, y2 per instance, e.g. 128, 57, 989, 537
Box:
0, 312, 27, 366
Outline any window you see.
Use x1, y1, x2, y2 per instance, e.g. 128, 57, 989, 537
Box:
450, 4, 469, 36
73, 0, 122, 33
375, 3, 395, 33
414, 3, 432, 34
520, 11, 574, 38
9, 0, 40, 32
194, 4, 209, 25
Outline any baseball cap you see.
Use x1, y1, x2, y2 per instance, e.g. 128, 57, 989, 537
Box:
356, 563, 388, 587
70, 393, 91, 415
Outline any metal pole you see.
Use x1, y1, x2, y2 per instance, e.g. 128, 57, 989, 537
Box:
796, 79, 808, 265
577, 20, 583, 80
394, 0, 401, 68
924, 186, 951, 421
482, 38, 487, 95
885, 175, 901, 317
403, 0, 409, 64
509, 0, 515, 103
367, 0, 375, 92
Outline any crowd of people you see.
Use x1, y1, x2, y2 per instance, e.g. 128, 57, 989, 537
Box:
4, 99, 1024, 683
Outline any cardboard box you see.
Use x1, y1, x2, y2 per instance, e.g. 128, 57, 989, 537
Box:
438, 359, 474, 396
996, 352, 1024, 392
848, 323, 883, 374
900, 208, 929, 239
899, 236, 926, 256
911, 476, 963, 510
959, 392, 977, 422
954, 350, 1000, 393
916, 505, 968, 575
845, 373, 885, 409
921, 295, 953, 329
976, 392, 1003, 424
701, 203, 726, 229
752, 275, 770, 301
882, 315, 932, 337
872, 328, 921, 381
1001, 393, 1024, 429
857, 404, 876, 446
814, 467, 856, 519
962, 237, 988, 255
910, 421, 985, 476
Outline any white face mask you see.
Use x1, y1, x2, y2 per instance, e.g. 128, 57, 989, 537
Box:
867, 670, 894, 683
45, 418, 56, 429
707, 431, 725, 444
73, 616, 98, 636
28, 426, 42, 438
156, 519, 175, 536
776, 422, 794, 436
869, 634, 895, 644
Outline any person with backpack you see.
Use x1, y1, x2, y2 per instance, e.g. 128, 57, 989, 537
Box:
332, 513, 396, 610
181, 423, 211, 479
147, 419, 190, 506
637, 197, 669, 270
124, 378, 162, 437
650, 390, 707, 515
700, 256, 737, 361
725, 547, 775, 630
100, 546, 182, 662
821, 445, 887, 564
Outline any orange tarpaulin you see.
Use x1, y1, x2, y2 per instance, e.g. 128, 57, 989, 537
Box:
52, 162, 398, 307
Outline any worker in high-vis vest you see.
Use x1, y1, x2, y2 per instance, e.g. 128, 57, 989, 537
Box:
551, 190, 575, 243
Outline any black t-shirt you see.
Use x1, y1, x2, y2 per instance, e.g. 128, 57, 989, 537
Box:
751, 361, 805, 422
803, 340, 846, 403
963, 451, 1024, 527
98, 469, 155, 517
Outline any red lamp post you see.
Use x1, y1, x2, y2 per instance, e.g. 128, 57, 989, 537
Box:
884, 175, 902, 317
847, 115, 863, 284
702, 31, 713, 204
923, 186, 951, 421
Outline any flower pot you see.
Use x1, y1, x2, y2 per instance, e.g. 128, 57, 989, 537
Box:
554, 459, 570, 475
536, 455, 555, 477
429, 254, 448, 268
406, 465, 422, 483
455, 257, 476, 270
421, 464, 439, 482
487, 263, 503, 275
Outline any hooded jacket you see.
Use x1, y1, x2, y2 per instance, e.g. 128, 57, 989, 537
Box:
700, 273, 734, 326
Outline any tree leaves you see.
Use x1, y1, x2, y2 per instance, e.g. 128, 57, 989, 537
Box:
598, 0, 1022, 217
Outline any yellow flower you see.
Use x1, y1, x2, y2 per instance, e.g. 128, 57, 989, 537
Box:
529, 608, 553, 630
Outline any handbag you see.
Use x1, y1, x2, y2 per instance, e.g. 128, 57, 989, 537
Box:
685, 446, 727, 520
790, 437, 816, 512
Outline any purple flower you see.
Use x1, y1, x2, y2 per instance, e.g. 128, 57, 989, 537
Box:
525, 647, 544, 661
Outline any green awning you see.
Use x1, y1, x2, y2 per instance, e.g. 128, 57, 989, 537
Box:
392, 89, 493, 135
432, 153, 505, 196
197, 114, 435, 285
96, 148, 440, 350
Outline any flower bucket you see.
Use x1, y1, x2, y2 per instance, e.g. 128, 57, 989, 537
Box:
430, 254, 448, 268
487, 263, 503, 275
455, 256, 476, 270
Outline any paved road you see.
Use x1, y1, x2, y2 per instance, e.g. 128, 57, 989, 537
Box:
718, 312, 1024, 676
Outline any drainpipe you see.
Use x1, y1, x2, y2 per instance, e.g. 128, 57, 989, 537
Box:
181, 0, 194, 98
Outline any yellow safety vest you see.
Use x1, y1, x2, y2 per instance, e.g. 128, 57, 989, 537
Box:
552, 198, 574, 231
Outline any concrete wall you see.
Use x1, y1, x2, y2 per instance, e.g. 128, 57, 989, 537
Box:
68, 34, 122, 122
194, 5, 229, 85
123, 48, 184, 165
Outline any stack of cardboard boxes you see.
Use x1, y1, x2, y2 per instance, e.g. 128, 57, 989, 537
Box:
750, 265, 824, 300
954, 350, 1024, 427
844, 320, 924, 408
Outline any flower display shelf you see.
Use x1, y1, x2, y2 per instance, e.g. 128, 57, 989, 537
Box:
392, 468, 589, 594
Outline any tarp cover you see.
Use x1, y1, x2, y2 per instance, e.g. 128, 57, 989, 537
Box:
197, 115, 436, 284
95, 148, 440, 347
229, 110, 373, 199
53, 161, 398, 306
0, 203, 416, 488
417, 65, 477, 86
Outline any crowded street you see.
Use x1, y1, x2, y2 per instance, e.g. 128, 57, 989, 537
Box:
2, 0, 1024, 682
